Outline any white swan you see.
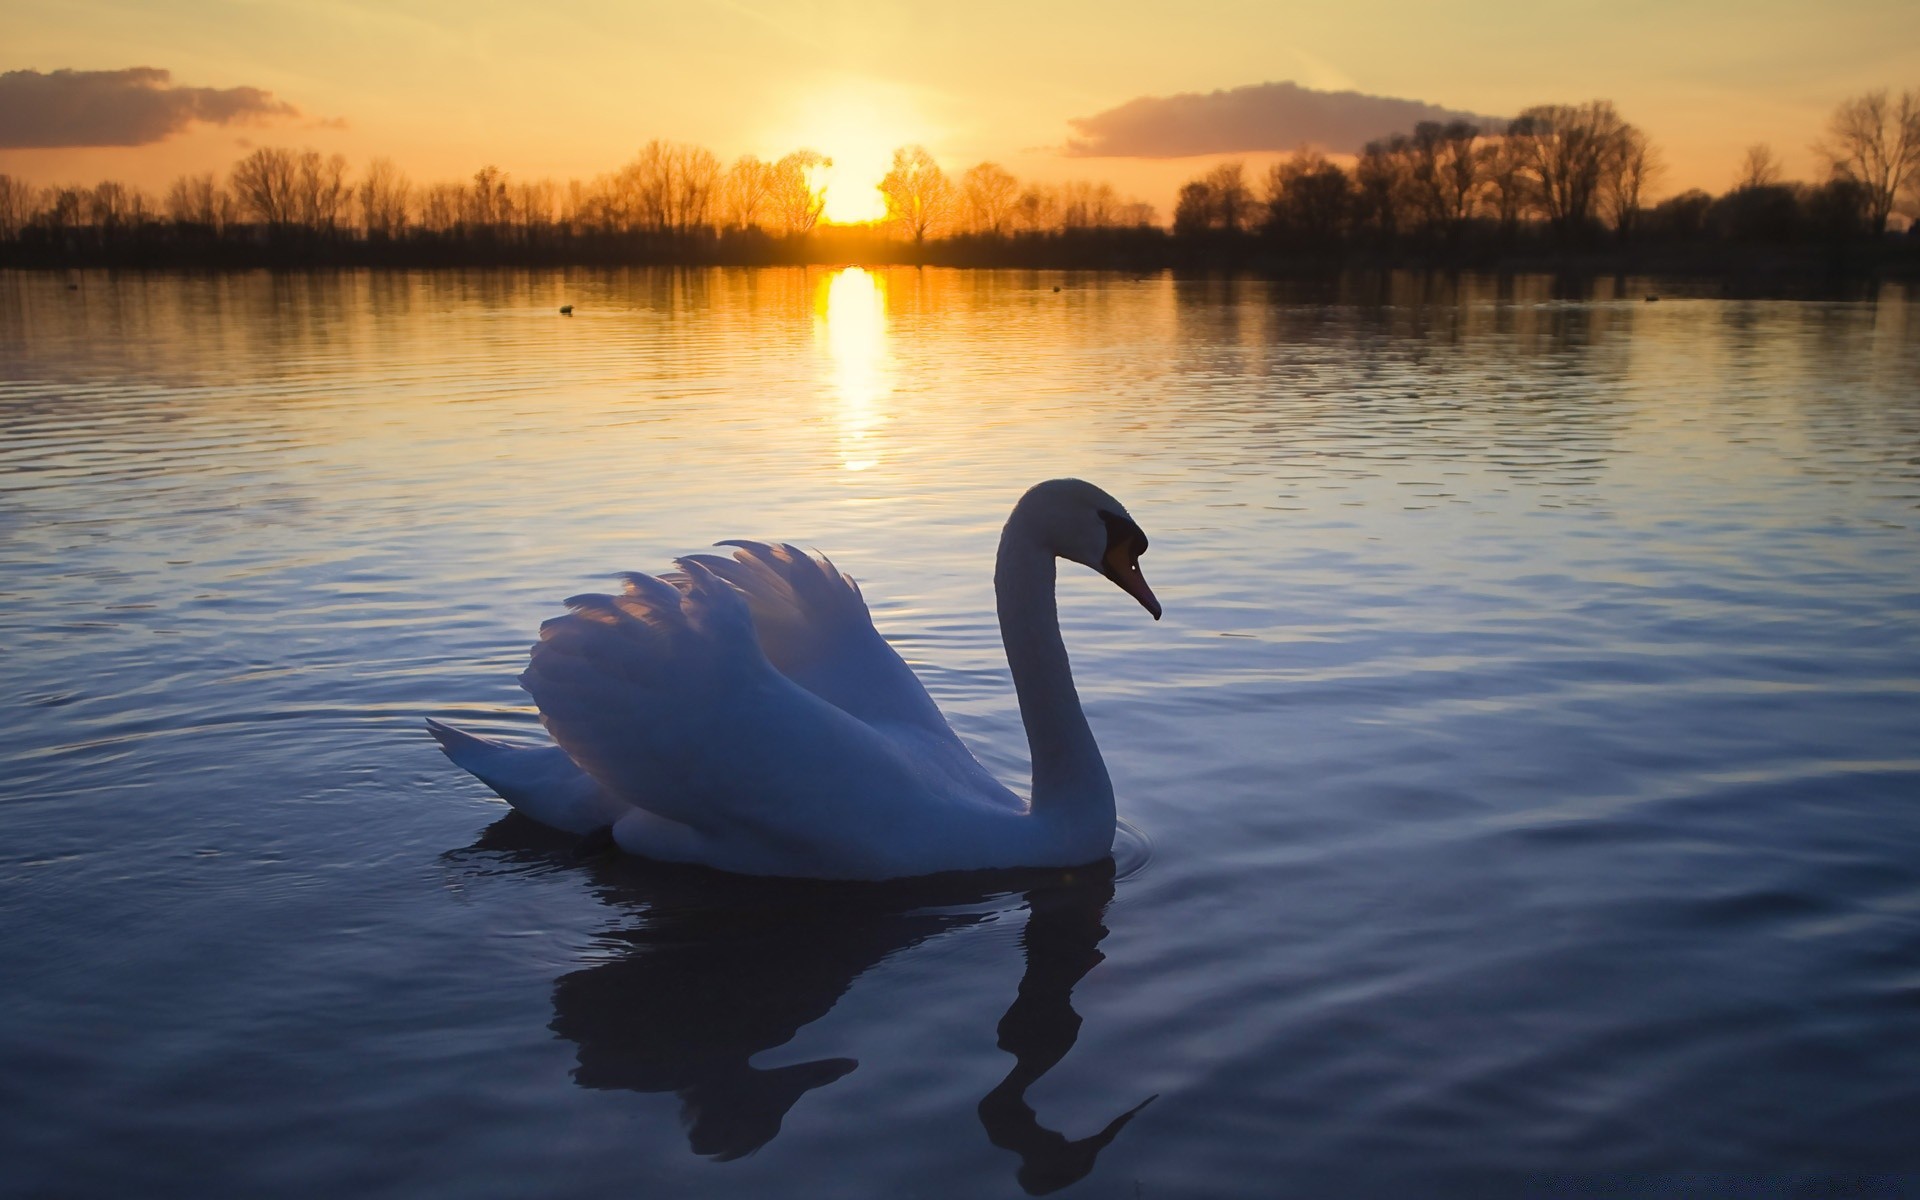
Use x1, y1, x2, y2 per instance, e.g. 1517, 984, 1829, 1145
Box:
428, 478, 1160, 880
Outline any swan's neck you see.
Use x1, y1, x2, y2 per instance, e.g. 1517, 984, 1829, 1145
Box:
996, 517, 1113, 832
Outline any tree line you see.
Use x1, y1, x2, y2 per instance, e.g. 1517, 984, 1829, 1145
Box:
1176, 92, 1918, 259
0, 138, 1157, 266
1, 88, 1914, 271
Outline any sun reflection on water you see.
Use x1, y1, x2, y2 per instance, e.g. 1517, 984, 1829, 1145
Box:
815, 267, 891, 472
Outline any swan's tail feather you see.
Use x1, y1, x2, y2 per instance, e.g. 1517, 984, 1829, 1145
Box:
425, 718, 633, 834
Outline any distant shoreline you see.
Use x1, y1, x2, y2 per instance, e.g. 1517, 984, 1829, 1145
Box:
5, 228, 1918, 293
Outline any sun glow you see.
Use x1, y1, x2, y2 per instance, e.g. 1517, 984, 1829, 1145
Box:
764, 79, 931, 225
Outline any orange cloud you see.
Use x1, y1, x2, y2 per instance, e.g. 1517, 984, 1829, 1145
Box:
1065, 80, 1505, 158
0, 67, 301, 149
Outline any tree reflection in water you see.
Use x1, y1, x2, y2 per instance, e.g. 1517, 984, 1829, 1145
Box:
458, 815, 1150, 1194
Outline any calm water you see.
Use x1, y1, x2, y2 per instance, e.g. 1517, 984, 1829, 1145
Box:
3, 268, 1919, 1197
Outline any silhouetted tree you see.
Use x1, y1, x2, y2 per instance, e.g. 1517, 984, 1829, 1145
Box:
1805, 176, 1874, 241
39, 186, 85, 234
1353, 137, 1412, 241
1505, 101, 1640, 240
1815, 88, 1920, 235
769, 150, 828, 233
1737, 143, 1783, 190
1649, 188, 1713, 240
1010, 184, 1060, 234
163, 173, 235, 231
358, 158, 411, 238
230, 147, 301, 228
722, 155, 775, 230
295, 151, 351, 235
86, 181, 144, 231
417, 182, 463, 234
960, 162, 1019, 235
609, 140, 721, 235
1262, 147, 1351, 245
1605, 127, 1661, 239
1710, 183, 1808, 242
510, 179, 556, 237
1172, 162, 1254, 235
1478, 135, 1531, 240
0, 174, 32, 239
465, 165, 511, 230
879, 145, 953, 243
1407, 120, 1481, 241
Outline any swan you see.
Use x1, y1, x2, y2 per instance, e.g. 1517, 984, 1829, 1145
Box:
427, 478, 1160, 880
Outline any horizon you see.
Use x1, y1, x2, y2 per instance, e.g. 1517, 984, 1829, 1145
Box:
4, 2, 1919, 217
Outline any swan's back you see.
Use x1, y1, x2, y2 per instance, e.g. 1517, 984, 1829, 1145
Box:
507, 547, 1022, 877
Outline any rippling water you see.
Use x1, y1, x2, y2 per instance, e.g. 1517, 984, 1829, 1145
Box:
3, 268, 1919, 1196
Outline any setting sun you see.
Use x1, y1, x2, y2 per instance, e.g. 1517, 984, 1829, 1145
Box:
765, 78, 934, 224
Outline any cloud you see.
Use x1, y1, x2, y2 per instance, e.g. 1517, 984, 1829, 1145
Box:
0, 67, 300, 149
1064, 80, 1505, 158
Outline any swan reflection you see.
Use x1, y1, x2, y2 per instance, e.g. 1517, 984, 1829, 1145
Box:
458, 815, 1149, 1192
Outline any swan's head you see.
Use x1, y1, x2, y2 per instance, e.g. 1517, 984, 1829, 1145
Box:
1016, 478, 1161, 620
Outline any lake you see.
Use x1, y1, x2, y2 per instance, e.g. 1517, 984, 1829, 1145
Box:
3, 267, 1918, 1197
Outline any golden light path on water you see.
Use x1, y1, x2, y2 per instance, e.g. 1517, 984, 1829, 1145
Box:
816, 266, 891, 472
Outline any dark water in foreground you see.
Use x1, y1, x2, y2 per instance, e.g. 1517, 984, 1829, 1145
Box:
3, 268, 1919, 1197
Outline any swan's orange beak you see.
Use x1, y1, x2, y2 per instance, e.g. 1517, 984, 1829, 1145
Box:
1102, 543, 1162, 620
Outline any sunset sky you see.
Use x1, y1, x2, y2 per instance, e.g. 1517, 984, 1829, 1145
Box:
4, 0, 1918, 219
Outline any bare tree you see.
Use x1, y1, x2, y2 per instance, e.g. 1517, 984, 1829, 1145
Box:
1208, 162, 1255, 232
231, 147, 301, 227
769, 150, 828, 233
40, 187, 86, 234
164, 174, 234, 230
722, 155, 775, 229
1815, 88, 1920, 235
1605, 127, 1662, 237
466, 165, 511, 229
1737, 143, 1782, 190
87, 181, 138, 230
0, 174, 32, 239
1058, 180, 1125, 229
1353, 137, 1414, 240
1010, 184, 1060, 234
416, 182, 463, 234
959, 162, 1019, 235
295, 151, 351, 233
1402, 121, 1482, 241
1263, 147, 1352, 243
358, 158, 411, 238
1173, 161, 1255, 235
613, 142, 670, 232
611, 140, 722, 234
1478, 135, 1531, 238
879, 145, 953, 243
1504, 101, 1644, 240
672, 146, 720, 233
511, 179, 557, 236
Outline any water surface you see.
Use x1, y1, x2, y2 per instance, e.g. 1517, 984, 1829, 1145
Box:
3, 268, 1919, 1196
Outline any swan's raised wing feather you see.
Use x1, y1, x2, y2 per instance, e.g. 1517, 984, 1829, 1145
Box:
677, 540, 955, 739
521, 558, 941, 865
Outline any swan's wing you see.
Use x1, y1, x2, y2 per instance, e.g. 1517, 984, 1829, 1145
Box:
520, 559, 937, 862
675, 540, 955, 739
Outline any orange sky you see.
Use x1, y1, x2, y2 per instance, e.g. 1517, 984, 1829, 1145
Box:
4, 0, 1918, 219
